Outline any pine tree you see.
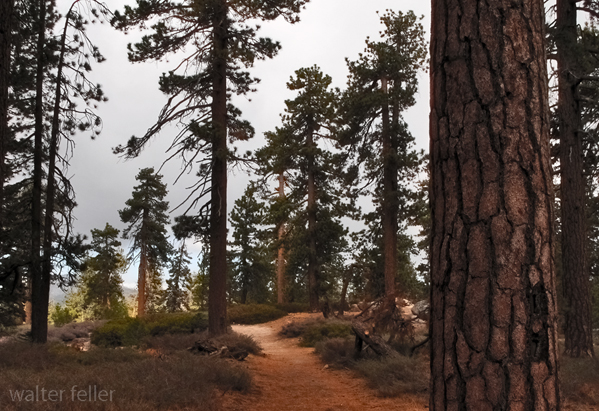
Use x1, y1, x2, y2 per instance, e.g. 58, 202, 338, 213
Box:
112, 0, 308, 336
78, 223, 127, 319
229, 183, 272, 304
258, 66, 350, 310
340, 10, 426, 302
119, 167, 171, 317
429, 0, 560, 408
164, 242, 192, 312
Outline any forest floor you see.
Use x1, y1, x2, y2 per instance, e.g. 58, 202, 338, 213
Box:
222, 313, 428, 411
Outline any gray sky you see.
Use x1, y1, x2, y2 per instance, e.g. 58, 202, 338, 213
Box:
58, 0, 431, 287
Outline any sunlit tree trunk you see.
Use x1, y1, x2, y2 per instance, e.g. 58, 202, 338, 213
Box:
429, 0, 561, 408
556, 0, 594, 358
208, 0, 228, 336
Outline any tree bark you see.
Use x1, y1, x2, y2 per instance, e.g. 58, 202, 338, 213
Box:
0, 0, 13, 219
30, 0, 47, 344
277, 172, 286, 304
381, 76, 398, 300
429, 0, 561, 409
556, 0, 594, 358
208, 0, 228, 336
307, 124, 319, 311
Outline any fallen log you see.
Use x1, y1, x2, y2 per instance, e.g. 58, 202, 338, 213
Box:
351, 321, 399, 358
188, 339, 249, 361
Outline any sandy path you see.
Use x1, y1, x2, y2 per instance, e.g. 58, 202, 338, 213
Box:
222, 313, 427, 411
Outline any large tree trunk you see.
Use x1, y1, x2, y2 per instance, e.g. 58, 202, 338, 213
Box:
307, 124, 319, 311
429, 0, 561, 409
0, 0, 13, 218
277, 172, 286, 304
556, 0, 594, 358
137, 243, 147, 317
381, 76, 397, 300
30, 0, 47, 344
208, 0, 228, 336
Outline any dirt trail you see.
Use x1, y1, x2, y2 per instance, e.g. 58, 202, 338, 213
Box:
222, 313, 427, 411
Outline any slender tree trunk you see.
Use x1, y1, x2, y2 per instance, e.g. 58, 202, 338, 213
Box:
208, 0, 228, 336
137, 243, 147, 317
429, 0, 561, 409
307, 124, 319, 311
381, 76, 397, 301
556, 0, 594, 358
0, 0, 13, 218
41, 3, 74, 323
30, 0, 47, 344
277, 172, 286, 304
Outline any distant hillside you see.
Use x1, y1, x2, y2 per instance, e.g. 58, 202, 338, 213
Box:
49, 284, 137, 304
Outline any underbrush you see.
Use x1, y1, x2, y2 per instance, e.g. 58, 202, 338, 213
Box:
48, 321, 105, 343
91, 312, 208, 347
280, 317, 353, 347
228, 304, 287, 325
0, 331, 257, 410
274, 302, 311, 313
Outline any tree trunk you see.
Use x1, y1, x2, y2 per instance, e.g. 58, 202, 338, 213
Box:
208, 0, 228, 336
277, 172, 286, 304
381, 76, 397, 300
429, 0, 561, 409
0, 0, 13, 218
556, 0, 594, 358
307, 124, 319, 311
30, 0, 47, 344
137, 243, 147, 317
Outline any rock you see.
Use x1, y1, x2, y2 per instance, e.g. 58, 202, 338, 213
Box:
411, 300, 430, 322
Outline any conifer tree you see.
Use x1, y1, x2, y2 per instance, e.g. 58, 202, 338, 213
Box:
77, 223, 127, 319
258, 66, 349, 310
112, 0, 308, 335
340, 10, 426, 302
119, 167, 171, 317
229, 183, 271, 304
164, 241, 192, 312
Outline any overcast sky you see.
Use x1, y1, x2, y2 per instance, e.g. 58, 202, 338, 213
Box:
56, 0, 431, 288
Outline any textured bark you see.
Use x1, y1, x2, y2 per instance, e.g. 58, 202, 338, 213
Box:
208, 0, 228, 336
307, 125, 319, 311
0, 0, 13, 216
381, 76, 398, 299
30, 0, 48, 344
429, 0, 561, 409
277, 172, 286, 304
556, 0, 594, 358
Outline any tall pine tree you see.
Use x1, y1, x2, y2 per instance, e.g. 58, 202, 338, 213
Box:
112, 0, 308, 335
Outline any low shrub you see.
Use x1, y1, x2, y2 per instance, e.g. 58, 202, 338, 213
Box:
228, 304, 287, 325
0, 341, 251, 410
280, 318, 353, 347
91, 313, 208, 347
49, 303, 77, 326
275, 302, 311, 313
314, 337, 356, 367
48, 320, 105, 343
352, 355, 429, 397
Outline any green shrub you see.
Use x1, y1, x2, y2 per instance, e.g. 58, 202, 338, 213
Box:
353, 355, 429, 397
280, 318, 353, 347
314, 337, 356, 367
228, 304, 286, 325
274, 302, 311, 313
91, 313, 208, 347
49, 303, 77, 326
299, 321, 353, 347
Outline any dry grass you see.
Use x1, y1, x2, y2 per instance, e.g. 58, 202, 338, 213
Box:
0, 331, 257, 410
